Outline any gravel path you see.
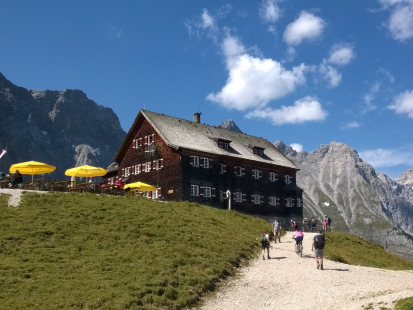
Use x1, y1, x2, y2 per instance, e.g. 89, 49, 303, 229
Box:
0, 188, 46, 207
195, 232, 413, 310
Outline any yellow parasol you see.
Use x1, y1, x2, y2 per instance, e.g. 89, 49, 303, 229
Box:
123, 181, 156, 191
9, 161, 56, 182
65, 165, 108, 177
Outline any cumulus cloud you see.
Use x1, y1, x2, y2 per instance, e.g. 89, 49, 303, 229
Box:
245, 96, 328, 125
206, 35, 307, 110
388, 90, 413, 117
380, 0, 413, 41
319, 62, 342, 87
359, 144, 413, 168
185, 6, 231, 40
283, 11, 326, 46
327, 44, 355, 65
290, 143, 304, 152
259, 0, 281, 23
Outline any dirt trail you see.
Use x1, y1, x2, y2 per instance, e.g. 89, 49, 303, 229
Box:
195, 232, 413, 310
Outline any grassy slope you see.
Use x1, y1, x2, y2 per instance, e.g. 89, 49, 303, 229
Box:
0, 192, 412, 310
0, 192, 271, 310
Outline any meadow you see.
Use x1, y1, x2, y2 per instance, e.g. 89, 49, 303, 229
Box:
0, 192, 412, 310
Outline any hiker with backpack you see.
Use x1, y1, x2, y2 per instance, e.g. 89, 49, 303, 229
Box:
325, 215, 332, 231
312, 230, 326, 270
259, 229, 271, 260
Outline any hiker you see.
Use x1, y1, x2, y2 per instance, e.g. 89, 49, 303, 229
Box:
325, 215, 332, 231
260, 229, 271, 260
312, 230, 326, 270
292, 224, 304, 252
273, 217, 281, 243
322, 220, 327, 232
311, 217, 317, 232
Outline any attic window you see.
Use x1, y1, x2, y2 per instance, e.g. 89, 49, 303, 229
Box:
218, 139, 231, 150
253, 147, 264, 156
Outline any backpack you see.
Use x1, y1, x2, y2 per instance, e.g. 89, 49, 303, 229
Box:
259, 235, 267, 243
314, 234, 325, 249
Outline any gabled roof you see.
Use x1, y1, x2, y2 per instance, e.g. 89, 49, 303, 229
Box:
139, 110, 298, 170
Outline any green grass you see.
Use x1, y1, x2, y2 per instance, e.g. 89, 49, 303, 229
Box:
0, 192, 272, 310
324, 232, 413, 270
0, 192, 412, 310
395, 297, 413, 310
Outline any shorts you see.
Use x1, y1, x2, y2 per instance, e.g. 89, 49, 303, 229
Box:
295, 236, 303, 244
261, 242, 270, 249
314, 248, 324, 258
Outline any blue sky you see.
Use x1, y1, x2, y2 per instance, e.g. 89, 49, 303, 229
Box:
1, 0, 413, 179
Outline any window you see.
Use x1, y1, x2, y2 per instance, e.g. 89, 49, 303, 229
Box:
145, 134, 155, 145
269, 196, 277, 206
220, 163, 226, 174
284, 175, 291, 184
235, 166, 245, 176
190, 156, 199, 167
202, 157, 209, 168
135, 164, 141, 174
297, 198, 303, 208
253, 147, 264, 156
252, 169, 261, 179
252, 194, 261, 205
218, 139, 231, 149
269, 172, 277, 182
286, 198, 293, 207
235, 192, 243, 203
145, 162, 151, 172
155, 159, 163, 170
204, 187, 211, 197
190, 185, 199, 196
137, 138, 142, 147
153, 190, 158, 199
125, 167, 131, 177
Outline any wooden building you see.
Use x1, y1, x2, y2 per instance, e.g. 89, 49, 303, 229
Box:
106, 110, 303, 217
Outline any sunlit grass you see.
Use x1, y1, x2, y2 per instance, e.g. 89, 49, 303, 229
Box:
0, 192, 271, 310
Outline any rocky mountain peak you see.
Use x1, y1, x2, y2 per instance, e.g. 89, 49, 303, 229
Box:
395, 167, 413, 189
216, 119, 243, 133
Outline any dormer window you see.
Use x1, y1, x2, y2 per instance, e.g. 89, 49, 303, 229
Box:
253, 147, 264, 156
218, 139, 231, 150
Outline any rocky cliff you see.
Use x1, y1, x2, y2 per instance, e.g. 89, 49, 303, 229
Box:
274, 141, 413, 259
0, 73, 125, 180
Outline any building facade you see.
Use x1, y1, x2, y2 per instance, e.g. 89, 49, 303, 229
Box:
105, 110, 303, 217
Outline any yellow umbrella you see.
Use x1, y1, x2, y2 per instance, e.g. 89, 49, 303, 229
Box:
9, 161, 56, 182
65, 165, 108, 177
123, 181, 156, 191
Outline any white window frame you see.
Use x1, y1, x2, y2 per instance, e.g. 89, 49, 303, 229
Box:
284, 175, 291, 184
253, 194, 260, 205
297, 198, 302, 208
269, 196, 277, 206
202, 158, 209, 169
269, 172, 277, 182
136, 164, 141, 174
252, 169, 260, 179
235, 192, 242, 203
152, 190, 158, 199
145, 162, 151, 172
235, 166, 244, 176
190, 185, 199, 196
286, 198, 293, 208
191, 156, 199, 167
155, 159, 163, 170
204, 187, 211, 197
220, 163, 226, 174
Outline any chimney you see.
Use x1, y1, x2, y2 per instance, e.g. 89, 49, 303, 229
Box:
193, 112, 201, 123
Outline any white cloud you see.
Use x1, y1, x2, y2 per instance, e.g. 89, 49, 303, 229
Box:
359, 144, 413, 168
342, 121, 360, 129
290, 143, 303, 152
207, 35, 307, 110
259, 0, 281, 23
327, 44, 355, 65
380, 0, 413, 41
363, 82, 380, 112
283, 11, 326, 46
388, 90, 413, 117
245, 96, 328, 125
319, 62, 342, 88
201, 9, 216, 29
